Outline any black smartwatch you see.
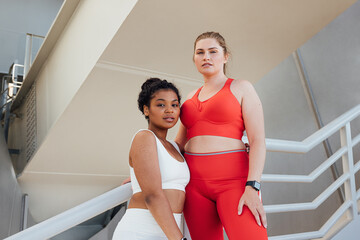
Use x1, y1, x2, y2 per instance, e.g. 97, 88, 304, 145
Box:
245, 180, 261, 191
180, 238, 187, 240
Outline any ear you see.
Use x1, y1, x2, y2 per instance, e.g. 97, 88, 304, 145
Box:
143, 105, 149, 116
224, 52, 229, 63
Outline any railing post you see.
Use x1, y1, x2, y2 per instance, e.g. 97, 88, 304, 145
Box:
340, 123, 357, 218
24, 34, 33, 78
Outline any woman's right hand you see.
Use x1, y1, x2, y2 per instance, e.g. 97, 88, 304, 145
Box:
245, 143, 250, 153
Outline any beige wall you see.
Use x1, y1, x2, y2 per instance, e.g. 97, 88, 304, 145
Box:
35, 0, 138, 147
18, 64, 200, 221
17, 0, 139, 221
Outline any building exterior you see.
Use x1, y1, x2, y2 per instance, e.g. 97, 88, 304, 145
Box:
1, 1, 359, 239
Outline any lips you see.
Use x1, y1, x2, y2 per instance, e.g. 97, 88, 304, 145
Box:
202, 63, 212, 67
163, 117, 175, 122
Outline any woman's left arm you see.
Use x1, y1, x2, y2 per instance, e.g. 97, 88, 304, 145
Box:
233, 80, 267, 228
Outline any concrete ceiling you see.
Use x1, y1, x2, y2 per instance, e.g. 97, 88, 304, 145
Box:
100, 0, 357, 82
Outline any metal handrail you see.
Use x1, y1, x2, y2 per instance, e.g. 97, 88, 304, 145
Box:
11, 64, 24, 83
267, 200, 352, 240
264, 104, 360, 240
4, 104, 360, 240
265, 105, 360, 153
265, 173, 350, 213
5, 184, 132, 240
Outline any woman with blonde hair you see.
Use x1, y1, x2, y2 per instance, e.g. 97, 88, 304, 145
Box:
176, 31, 268, 240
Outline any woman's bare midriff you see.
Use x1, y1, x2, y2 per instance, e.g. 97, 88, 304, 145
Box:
184, 135, 246, 153
128, 189, 185, 214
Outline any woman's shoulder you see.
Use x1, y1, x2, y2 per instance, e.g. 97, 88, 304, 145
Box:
230, 79, 256, 95
131, 129, 157, 146
231, 79, 253, 88
185, 88, 199, 100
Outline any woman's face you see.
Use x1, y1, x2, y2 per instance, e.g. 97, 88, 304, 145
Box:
144, 89, 180, 130
193, 38, 228, 77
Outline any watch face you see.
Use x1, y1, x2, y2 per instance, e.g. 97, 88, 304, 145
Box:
254, 181, 261, 190
246, 181, 260, 191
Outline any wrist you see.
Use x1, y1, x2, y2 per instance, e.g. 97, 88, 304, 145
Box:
245, 180, 261, 191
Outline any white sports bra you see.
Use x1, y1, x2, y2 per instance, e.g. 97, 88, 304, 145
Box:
129, 129, 190, 194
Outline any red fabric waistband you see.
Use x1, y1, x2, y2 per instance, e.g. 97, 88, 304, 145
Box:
184, 151, 249, 180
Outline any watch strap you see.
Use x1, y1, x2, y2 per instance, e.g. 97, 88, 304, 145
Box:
246, 180, 261, 191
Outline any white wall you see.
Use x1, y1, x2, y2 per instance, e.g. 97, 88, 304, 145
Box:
0, 0, 64, 73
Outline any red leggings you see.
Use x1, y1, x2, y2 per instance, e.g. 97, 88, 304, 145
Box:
183, 150, 268, 240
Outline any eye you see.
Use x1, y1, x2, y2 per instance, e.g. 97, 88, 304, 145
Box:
172, 103, 179, 107
210, 50, 217, 53
157, 104, 165, 107
196, 51, 204, 55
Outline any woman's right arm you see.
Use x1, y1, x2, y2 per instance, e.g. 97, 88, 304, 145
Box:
131, 131, 183, 240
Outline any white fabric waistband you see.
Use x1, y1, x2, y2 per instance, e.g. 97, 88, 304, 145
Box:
115, 208, 183, 236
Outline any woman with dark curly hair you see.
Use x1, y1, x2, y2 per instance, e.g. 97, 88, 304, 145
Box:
113, 78, 189, 240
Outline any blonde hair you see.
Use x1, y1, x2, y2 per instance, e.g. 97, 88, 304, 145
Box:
194, 31, 230, 74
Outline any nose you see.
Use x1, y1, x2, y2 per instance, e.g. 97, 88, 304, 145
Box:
203, 51, 210, 60
165, 106, 174, 113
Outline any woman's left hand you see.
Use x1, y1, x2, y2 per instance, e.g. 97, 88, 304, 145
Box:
121, 176, 131, 185
238, 186, 267, 228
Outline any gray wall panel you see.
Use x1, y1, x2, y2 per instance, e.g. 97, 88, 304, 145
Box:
253, 2, 360, 236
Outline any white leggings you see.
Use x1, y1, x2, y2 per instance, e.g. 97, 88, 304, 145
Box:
112, 208, 183, 240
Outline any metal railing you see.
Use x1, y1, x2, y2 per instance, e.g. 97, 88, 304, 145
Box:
4, 104, 360, 240
1, 64, 24, 109
9, 64, 24, 98
264, 104, 360, 240
24, 33, 45, 78
1, 64, 24, 139
5, 184, 133, 240
1, 76, 12, 114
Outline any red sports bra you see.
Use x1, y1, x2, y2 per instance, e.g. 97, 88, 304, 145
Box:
180, 78, 245, 141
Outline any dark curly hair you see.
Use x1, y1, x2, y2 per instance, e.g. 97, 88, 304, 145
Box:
138, 78, 181, 120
